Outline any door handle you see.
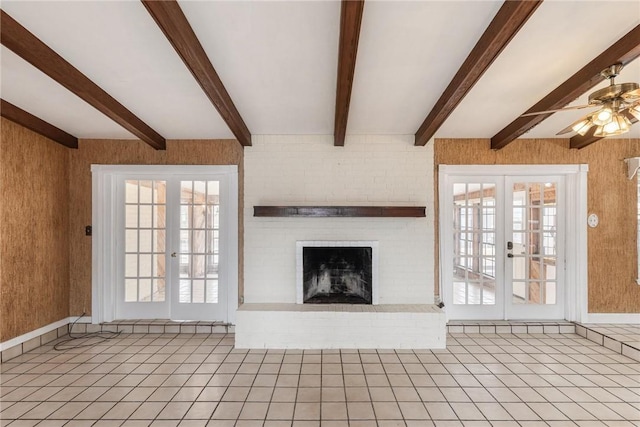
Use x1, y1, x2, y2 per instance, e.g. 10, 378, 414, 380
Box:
171, 252, 177, 258
507, 253, 514, 258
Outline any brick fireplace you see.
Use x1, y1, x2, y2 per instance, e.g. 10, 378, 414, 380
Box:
236, 135, 445, 349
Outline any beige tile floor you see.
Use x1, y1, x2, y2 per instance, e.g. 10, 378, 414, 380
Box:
1, 332, 639, 426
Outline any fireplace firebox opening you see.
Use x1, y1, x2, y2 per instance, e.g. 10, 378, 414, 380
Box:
302, 246, 373, 304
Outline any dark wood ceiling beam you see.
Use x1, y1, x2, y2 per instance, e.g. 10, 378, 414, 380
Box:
142, 0, 251, 147
568, 126, 599, 149
1, 99, 78, 148
415, 0, 542, 146
0, 10, 166, 150
491, 24, 640, 150
334, 0, 365, 147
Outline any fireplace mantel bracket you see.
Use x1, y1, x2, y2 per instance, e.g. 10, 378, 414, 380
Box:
254, 206, 425, 218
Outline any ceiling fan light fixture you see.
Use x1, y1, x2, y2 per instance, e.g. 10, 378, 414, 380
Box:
592, 105, 614, 126
515, 63, 639, 141
572, 118, 592, 136
595, 113, 631, 137
593, 126, 605, 137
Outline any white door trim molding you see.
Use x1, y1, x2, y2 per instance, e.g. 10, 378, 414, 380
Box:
573, 165, 589, 324
91, 165, 239, 325
439, 164, 585, 176
92, 167, 117, 324
438, 164, 589, 322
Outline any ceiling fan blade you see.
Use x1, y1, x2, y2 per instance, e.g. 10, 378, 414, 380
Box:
556, 114, 592, 135
520, 104, 594, 117
556, 124, 578, 135
621, 104, 640, 123
622, 88, 640, 100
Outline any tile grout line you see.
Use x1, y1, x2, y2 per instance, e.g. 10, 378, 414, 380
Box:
173, 332, 226, 424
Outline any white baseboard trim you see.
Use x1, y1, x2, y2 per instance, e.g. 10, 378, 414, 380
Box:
0, 316, 93, 352
584, 313, 640, 324
0, 317, 68, 352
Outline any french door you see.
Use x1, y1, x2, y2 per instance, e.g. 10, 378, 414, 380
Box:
92, 165, 238, 323
441, 168, 567, 320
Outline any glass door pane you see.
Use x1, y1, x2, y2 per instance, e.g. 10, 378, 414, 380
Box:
117, 180, 169, 319
171, 179, 226, 321
446, 177, 503, 320
505, 177, 564, 319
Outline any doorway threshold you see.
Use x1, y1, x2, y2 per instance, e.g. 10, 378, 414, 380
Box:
447, 320, 576, 335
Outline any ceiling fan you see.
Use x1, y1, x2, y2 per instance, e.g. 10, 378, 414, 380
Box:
522, 64, 640, 137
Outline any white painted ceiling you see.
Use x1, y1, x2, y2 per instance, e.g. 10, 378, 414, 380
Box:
1, 0, 639, 142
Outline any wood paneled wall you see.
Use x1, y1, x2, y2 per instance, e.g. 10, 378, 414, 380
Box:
435, 138, 640, 313
68, 139, 244, 316
1, 118, 70, 341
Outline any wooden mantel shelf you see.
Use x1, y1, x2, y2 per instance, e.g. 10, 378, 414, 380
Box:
253, 206, 426, 218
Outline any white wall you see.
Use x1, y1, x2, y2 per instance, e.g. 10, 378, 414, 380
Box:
244, 135, 434, 304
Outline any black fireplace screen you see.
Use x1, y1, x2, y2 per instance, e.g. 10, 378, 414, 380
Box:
302, 247, 372, 304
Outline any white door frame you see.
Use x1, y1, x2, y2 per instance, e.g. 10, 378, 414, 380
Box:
91, 165, 239, 325
439, 164, 588, 322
